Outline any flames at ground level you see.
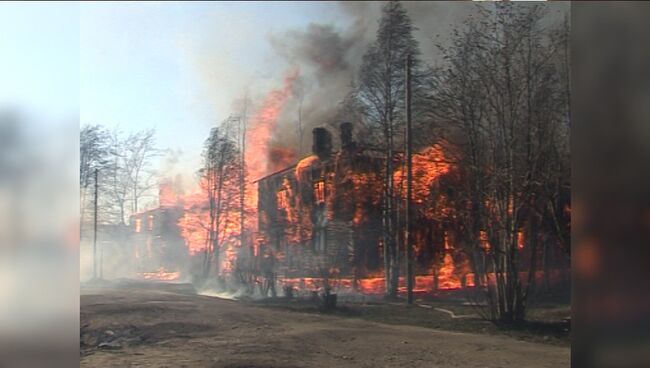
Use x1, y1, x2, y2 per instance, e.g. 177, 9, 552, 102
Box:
133, 263, 567, 297
280, 274, 475, 295
137, 267, 181, 282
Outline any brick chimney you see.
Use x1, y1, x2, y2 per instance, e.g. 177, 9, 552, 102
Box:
312, 127, 332, 160
340, 122, 356, 151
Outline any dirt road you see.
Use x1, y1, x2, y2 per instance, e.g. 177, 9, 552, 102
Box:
81, 281, 569, 367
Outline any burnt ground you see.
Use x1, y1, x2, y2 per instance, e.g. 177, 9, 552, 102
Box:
253, 289, 571, 347
81, 280, 570, 367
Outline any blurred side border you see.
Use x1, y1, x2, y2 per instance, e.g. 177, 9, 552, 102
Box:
0, 2, 80, 367
573, 2, 650, 367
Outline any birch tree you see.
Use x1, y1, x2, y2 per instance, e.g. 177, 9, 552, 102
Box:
427, 3, 570, 322
80, 125, 110, 233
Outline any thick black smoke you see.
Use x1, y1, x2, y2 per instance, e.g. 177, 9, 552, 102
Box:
269, 21, 365, 156
268, 2, 478, 155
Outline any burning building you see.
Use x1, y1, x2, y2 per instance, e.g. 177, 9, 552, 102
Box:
254, 123, 475, 294
129, 181, 187, 281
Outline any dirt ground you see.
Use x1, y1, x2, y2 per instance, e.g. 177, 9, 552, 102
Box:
81, 280, 569, 367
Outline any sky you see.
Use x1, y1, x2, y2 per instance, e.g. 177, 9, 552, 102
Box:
79, 1, 568, 192
0, 2, 79, 122
80, 2, 351, 186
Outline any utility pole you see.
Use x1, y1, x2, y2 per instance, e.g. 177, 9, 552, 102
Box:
93, 168, 99, 280
298, 93, 304, 154
405, 54, 414, 304
239, 108, 248, 262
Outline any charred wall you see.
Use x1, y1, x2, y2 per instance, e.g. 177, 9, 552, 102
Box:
257, 125, 386, 279
130, 205, 188, 273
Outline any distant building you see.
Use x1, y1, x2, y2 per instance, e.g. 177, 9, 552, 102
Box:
129, 183, 188, 277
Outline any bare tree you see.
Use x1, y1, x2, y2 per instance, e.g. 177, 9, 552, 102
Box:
427, 3, 570, 322
80, 125, 111, 233
89, 127, 161, 224
198, 125, 242, 280
123, 129, 159, 215
104, 127, 130, 225
81, 125, 162, 233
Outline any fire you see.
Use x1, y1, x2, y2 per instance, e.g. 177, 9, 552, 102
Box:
177, 189, 210, 255
480, 230, 490, 251
295, 155, 319, 178
176, 183, 242, 273
246, 68, 299, 178
280, 273, 476, 295
137, 267, 181, 281
159, 179, 179, 207
394, 144, 451, 205
244, 67, 300, 238
437, 253, 462, 290
171, 68, 300, 276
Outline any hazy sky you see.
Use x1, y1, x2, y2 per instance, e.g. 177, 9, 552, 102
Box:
81, 2, 352, 184
0, 2, 79, 122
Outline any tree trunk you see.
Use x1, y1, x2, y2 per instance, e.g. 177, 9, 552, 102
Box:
213, 168, 225, 277
517, 218, 538, 321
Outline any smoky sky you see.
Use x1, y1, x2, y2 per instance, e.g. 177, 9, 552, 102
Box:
265, 1, 568, 157
265, 2, 477, 156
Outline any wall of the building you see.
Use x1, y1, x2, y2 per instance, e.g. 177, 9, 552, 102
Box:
258, 144, 388, 279
129, 206, 188, 273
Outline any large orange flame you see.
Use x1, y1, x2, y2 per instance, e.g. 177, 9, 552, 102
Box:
246, 67, 300, 182
394, 144, 451, 204
172, 68, 300, 274
244, 67, 300, 234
